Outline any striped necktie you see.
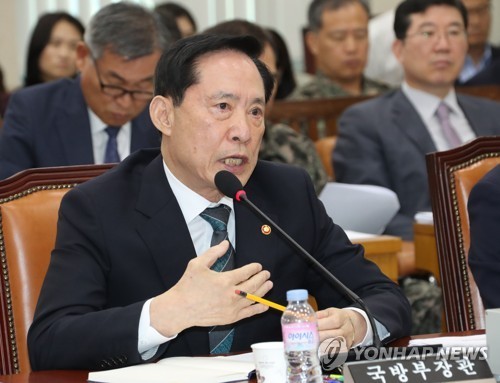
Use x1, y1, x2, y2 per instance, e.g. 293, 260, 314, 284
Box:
435, 102, 462, 149
200, 204, 235, 354
104, 126, 121, 163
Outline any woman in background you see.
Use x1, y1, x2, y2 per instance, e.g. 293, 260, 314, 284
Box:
24, 12, 84, 87
267, 28, 297, 100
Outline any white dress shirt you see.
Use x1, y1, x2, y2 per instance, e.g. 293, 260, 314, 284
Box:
401, 82, 476, 151
88, 109, 131, 163
138, 160, 234, 359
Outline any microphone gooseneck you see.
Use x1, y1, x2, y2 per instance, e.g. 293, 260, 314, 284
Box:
214, 170, 382, 350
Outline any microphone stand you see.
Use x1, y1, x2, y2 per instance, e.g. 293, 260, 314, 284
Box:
238, 193, 382, 350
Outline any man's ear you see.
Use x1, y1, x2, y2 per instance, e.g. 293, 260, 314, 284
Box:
392, 39, 404, 64
305, 30, 320, 56
150, 95, 174, 136
75, 42, 89, 71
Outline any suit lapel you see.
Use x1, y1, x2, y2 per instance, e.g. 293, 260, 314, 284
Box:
234, 200, 279, 268
134, 155, 208, 353
135, 155, 196, 289
234, 182, 279, 268
56, 77, 95, 164
232, 178, 280, 348
458, 94, 495, 135
392, 90, 436, 154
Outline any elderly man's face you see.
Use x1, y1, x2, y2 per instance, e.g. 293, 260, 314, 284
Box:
153, 50, 266, 201
307, 2, 369, 84
78, 45, 160, 127
393, 5, 468, 97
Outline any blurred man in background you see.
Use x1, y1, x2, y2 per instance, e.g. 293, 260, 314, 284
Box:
290, 0, 389, 99
458, 0, 500, 85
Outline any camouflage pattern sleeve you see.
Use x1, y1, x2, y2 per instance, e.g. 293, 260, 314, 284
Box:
288, 71, 391, 100
260, 122, 328, 194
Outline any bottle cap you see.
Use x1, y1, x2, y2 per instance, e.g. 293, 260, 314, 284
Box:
286, 289, 308, 301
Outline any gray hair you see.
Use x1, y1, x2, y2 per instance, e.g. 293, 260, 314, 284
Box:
308, 0, 370, 31
85, 2, 174, 59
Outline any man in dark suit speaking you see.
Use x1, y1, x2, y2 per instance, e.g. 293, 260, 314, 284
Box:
334, 0, 500, 240
28, 34, 411, 371
0, 3, 172, 180
468, 165, 500, 309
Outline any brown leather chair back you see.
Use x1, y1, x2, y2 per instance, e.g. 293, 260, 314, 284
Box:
314, 136, 337, 181
0, 164, 113, 374
456, 85, 500, 101
268, 96, 372, 140
426, 136, 500, 332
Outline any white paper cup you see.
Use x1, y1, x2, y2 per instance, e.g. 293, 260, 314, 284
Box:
251, 341, 286, 383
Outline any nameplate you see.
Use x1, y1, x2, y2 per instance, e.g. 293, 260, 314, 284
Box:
343, 351, 494, 383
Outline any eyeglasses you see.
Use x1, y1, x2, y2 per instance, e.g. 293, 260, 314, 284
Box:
92, 57, 153, 101
405, 27, 466, 44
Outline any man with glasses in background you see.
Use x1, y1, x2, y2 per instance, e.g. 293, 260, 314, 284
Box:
0, 2, 173, 180
333, 0, 500, 334
335, 0, 500, 241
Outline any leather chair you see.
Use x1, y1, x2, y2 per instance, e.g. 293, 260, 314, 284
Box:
0, 164, 113, 374
314, 136, 337, 181
426, 136, 500, 332
267, 96, 372, 140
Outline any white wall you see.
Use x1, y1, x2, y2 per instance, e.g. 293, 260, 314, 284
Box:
1, 0, 499, 91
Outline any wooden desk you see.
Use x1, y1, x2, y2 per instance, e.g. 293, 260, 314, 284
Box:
413, 222, 439, 283
0, 370, 87, 383
0, 331, 484, 383
351, 234, 402, 282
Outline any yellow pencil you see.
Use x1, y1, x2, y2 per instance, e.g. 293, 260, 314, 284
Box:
235, 289, 286, 312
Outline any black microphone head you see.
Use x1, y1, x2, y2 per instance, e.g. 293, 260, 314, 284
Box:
215, 170, 243, 199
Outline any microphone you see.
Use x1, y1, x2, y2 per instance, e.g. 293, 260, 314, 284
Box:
214, 170, 382, 350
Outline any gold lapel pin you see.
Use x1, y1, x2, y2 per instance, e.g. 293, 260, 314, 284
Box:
261, 225, 271, 235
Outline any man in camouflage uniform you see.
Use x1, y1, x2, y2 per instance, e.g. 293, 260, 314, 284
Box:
291, 71, 388, 99
400, 275, 442, 334
260, 122, 328, 193
290, 0, 389, 100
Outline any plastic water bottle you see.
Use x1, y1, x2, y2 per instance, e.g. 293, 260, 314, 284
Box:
281, 289, 322, 383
